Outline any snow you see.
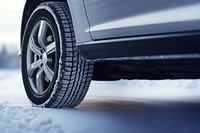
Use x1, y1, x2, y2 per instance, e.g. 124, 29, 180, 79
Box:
89, 79, 200, 101
0, 103, 64, 133
0, 69, 200, 133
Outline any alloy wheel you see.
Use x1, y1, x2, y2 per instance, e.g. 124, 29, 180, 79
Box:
26, 20, 56, 95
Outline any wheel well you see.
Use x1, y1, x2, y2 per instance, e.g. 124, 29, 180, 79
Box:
20, 0, 67, 47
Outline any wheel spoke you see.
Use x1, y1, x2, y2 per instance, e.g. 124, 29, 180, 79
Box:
36, 67, 44, 94
46, 42, 56, 55
28, 59, 42, 78
38, 20, 48, 50
44, 65, 54, 81
29, 37, 42, 55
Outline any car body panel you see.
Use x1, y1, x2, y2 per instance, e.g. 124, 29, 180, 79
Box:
67, 0, 92, 43
83, 0, 200, 40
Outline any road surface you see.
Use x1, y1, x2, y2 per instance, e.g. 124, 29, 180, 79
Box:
0, 69, 200, 133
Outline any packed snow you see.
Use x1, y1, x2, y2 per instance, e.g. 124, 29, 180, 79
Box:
0, 69, 200, 133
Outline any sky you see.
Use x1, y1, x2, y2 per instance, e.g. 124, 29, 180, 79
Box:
0, 0, 24, 46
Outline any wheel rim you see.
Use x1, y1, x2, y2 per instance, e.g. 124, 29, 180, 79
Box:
26, 20, 57, 95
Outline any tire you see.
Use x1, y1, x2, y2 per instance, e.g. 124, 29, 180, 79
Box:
21, 2, 94, 108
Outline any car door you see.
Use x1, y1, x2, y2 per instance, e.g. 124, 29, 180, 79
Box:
83, 0, 200, 40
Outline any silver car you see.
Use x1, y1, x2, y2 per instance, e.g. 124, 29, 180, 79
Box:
20, 0, 200, 108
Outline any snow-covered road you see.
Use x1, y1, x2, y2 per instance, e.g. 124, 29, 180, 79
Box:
0, 69, 200, 133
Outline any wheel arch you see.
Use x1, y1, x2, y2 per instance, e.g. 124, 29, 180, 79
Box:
20, 0, 67, 47
21, 0, 92, 48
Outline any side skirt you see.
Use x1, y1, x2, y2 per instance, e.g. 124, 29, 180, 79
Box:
78, 31, 200, 61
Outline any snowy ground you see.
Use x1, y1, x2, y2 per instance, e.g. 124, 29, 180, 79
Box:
0, 69, 200, 133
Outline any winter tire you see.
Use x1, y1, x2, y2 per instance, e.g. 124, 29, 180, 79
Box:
21, 2, 94, 108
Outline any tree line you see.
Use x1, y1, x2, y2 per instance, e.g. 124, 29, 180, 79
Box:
0, 45, 20, 69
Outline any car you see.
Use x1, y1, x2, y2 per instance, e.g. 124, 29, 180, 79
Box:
20, 0, 200, 108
